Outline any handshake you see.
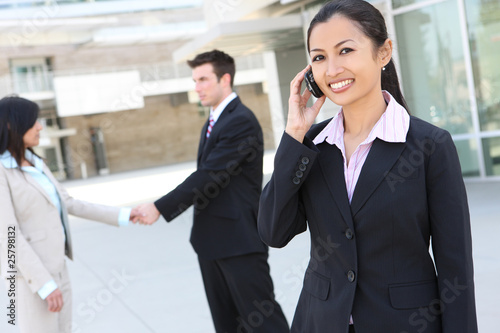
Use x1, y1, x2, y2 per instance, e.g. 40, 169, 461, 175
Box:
130, 203, 160, 225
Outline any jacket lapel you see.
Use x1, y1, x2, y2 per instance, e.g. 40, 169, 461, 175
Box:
208, 97, 239, 139
350, 139, 405, 217
24, 172, 55, 208
198, 119, 209, 165
42, 164, 73, 260
198, 97, 241, 163
317, 143, 355, 230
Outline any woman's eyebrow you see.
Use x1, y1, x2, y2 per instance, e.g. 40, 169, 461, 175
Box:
310, 39, 354, 53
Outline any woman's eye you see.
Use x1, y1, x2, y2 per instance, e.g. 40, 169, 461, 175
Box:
312, 55, 324, 62
340, 48, 353, 55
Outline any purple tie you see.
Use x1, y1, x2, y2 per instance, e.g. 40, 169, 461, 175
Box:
206, 114, 215, 138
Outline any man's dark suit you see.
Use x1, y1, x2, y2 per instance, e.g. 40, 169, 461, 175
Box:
154, 96, 288, 332
258, 116, 478, 333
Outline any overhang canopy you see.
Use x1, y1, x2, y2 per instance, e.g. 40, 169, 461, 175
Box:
173, 14, 305, 63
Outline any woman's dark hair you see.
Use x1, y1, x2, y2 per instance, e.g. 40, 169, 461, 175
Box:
187, 49, 236, 87
0, 95, 41, 167
307, 0, 410, 112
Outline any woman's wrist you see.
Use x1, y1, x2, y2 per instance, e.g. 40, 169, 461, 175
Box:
285, 126, 306, 143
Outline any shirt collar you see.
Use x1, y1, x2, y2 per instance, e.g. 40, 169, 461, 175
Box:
0, 151, 15, 169
312, 110, 344, 147
313, 91, 410, 146
0, 149, 44, 171
210, 92, 237, 122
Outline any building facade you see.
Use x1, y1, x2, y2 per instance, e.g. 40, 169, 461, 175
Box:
0, 0, 275, 179
390, 0, 500, 178
179, 0, 499, 179
0, 0, 498, 179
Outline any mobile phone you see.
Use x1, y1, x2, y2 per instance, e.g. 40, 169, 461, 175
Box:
304, 68, 324, 98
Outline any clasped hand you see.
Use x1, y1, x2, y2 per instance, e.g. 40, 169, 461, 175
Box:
130, 203, 160, 225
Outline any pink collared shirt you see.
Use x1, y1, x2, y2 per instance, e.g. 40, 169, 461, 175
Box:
313, 91, 410, 203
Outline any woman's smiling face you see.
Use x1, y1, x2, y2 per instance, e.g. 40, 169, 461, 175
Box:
308, 15, 389, 109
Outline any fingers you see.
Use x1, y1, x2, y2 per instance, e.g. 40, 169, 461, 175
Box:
132, 203, 160, 225
129, 207, 143, 223
311, 94, 327, 113
290, 65, 311, 95
286, 65, 322, 143
301, 85, 312, 100
131, 204, 147, 224
46, 289, 63, 313
136, 214, 154, 225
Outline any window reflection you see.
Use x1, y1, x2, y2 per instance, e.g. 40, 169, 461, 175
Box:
394, 0, 472, 135
482, 137, 500, 176
455, 139, 480, 177
465, 0, 500, 131
393, 0, 420, 10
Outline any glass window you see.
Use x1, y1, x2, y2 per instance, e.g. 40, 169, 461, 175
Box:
10, 58, 53, 93
465, 0, 500, 131
393, 0, 428, 10
44, 147, 59, 173
394, 0, 473, 135
482, 136, 500, 176
455, 139, 480, 177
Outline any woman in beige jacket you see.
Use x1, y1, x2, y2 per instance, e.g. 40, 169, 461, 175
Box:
0, 96, 138, 333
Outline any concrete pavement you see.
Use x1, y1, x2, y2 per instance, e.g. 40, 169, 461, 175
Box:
1, 151, 499, 332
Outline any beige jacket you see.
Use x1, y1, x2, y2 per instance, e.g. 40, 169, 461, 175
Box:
0, 161, 120, 294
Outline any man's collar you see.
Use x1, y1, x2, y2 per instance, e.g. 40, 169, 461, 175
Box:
210, 92, 237, 122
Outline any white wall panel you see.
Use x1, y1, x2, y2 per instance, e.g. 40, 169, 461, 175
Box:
53, 71, 143, 117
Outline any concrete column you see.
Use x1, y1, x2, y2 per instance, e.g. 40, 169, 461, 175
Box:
263, 51, 285, 148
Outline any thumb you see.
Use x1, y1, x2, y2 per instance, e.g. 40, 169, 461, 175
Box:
311, 95, 326, 114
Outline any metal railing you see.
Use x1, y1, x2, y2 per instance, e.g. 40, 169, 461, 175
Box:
0, 1, 123, 9
11, 71, 54, 93
0, 53, 265, 96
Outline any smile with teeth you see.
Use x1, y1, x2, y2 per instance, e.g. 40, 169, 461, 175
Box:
330, 79, 353, 89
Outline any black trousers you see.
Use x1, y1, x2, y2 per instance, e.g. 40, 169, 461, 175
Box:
349, 325, 355, 333
198, 252, 289, 333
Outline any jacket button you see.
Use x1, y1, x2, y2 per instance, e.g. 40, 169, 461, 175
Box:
295, 170, 304, 178
345, 229, 354, 240
301, 156, 310, 165
347, 270, 355, 282
292, 177, 301, 185
299, 164, 307, 172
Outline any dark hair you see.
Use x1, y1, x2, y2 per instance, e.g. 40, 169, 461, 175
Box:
187, 49, 236, 87
307, 0, 410, 113
0, 95, 40, 168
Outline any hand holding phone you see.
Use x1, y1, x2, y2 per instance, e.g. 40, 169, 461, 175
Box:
286, 66, 326, 143
304, 68, 324, 98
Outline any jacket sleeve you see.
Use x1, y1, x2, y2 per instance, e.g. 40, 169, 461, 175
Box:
0, 168, 53, 294
154, 113, 261, 222
258, 132, 318, 248
49, 166, 121, 226
426, 130, 478, 332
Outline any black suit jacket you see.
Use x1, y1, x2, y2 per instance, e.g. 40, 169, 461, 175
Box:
258, 116, 478, 333
155, 97, 267, 260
